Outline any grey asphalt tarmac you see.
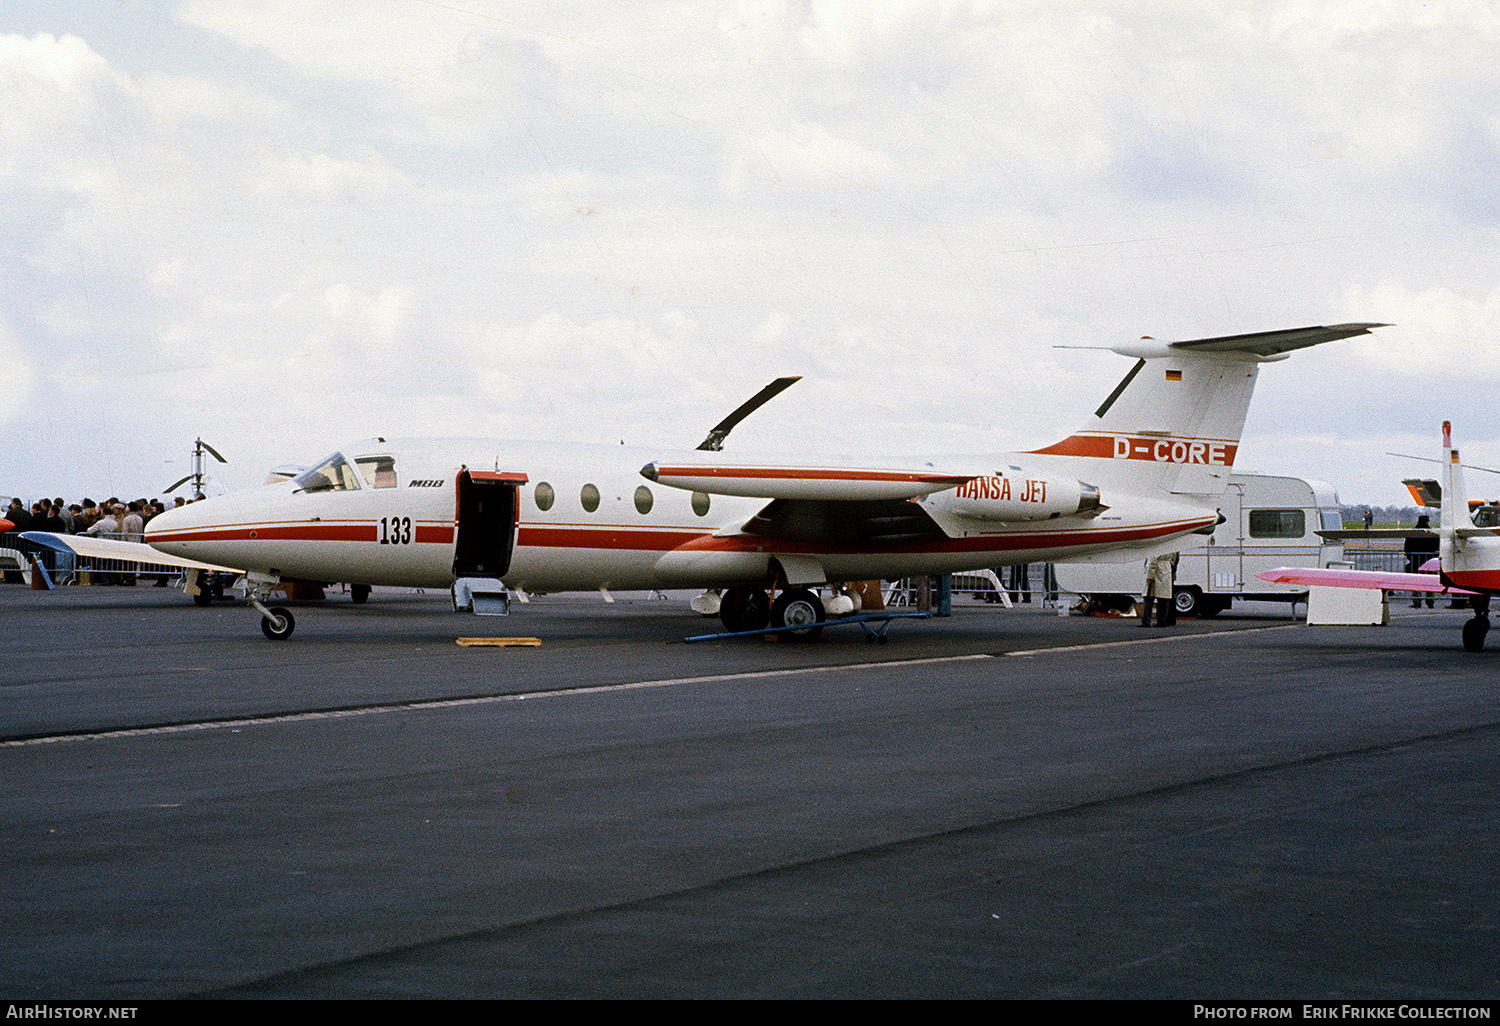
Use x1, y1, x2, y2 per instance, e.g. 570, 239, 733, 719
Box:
1, 584, 1496, 1000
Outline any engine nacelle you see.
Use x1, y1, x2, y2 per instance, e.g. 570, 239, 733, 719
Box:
929, 474, 1103, 522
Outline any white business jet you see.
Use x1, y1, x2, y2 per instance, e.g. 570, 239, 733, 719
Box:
1259, 420, 1500, 651
32, 323, 1384, 640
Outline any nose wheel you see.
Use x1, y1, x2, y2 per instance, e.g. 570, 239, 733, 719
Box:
245, 573, 296, 640
260, 606, 296, 641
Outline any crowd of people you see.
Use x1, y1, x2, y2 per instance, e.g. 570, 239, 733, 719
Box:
4, 495, 190, 543
3, 495, 197, 584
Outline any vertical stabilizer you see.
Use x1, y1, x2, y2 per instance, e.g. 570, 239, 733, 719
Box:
1027, 323, 1385, 496
1440, 420, 1471, 569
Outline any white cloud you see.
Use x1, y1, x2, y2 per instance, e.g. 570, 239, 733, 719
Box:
3, 5, 1500, 501
1338, 280, 1500, 380
0, 317, 36, 429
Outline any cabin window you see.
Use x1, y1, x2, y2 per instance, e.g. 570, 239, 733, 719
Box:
534, 482, 555, 511
1320, 510, 1343, 533
1248, 509, 1305, 539
354, 455, 398, 489
580, 483, 601, 513
634, 485, 653, 514
293, 452, 361, 493
692, 491, 710, 517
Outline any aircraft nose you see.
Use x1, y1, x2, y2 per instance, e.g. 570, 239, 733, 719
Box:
0, 518, 14, 534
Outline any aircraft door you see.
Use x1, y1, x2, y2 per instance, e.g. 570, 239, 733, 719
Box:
453, 470, 527, 579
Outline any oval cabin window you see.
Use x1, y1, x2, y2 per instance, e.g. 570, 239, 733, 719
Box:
634, 485, 653, 514
534, 482, 555, 511
580, 483, 600, 513
692, 491, 710, 517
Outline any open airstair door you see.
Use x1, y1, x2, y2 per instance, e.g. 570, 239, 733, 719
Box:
453, 470, 526, 579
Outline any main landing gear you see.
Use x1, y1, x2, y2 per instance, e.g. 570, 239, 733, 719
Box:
1463, 595, 1490, 653
719, 585, 827, 640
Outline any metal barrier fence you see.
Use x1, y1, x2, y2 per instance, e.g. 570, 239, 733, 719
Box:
0, 534, 182, 587
1342, 550, 1411, 573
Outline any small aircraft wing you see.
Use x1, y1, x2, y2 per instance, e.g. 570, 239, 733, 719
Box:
20, 532, 242, 573
1256, 565, 1477, 596
644, 459, 976, 547
642, 460, 973, 501
1321, 527, 1500, 540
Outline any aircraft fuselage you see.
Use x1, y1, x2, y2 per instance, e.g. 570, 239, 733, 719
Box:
144, 436, 1216, 593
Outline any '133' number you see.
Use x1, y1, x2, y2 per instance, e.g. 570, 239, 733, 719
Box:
379, 516, 412, 545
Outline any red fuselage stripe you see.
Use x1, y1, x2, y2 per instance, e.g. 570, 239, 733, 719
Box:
153, 519, 1210, 556
1028, 433, 1238, 466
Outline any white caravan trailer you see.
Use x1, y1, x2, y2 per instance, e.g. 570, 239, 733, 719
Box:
1053, 473, 1345, 616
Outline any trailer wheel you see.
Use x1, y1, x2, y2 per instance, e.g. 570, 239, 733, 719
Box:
1173, 586, 1203, 617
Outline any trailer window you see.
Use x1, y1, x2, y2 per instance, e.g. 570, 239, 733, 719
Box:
1248, 509, 1305, 539
1320, 510, 1344, 533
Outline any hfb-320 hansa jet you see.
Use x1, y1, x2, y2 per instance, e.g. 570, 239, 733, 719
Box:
29, 322, 1384, 640
1258, 420, 1500, 651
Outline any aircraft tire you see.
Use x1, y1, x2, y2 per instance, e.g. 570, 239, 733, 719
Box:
192, 590, 214, 607
350, 584, 371, 605
772, 588, 825, 641
720, 587, 770, 634
1462, 616, 1488, 653
261, 606, 296, 641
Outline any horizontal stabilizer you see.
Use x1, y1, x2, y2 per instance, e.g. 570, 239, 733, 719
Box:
1166, 322, 1388, 358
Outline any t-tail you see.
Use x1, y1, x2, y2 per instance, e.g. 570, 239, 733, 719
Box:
1027, 323, 1387, 497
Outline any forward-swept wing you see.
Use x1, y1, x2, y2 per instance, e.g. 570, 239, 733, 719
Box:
21, 531, 241, 574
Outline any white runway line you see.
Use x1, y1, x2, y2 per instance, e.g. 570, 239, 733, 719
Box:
1003, 621, 1304, 657
0, 653, 995, 748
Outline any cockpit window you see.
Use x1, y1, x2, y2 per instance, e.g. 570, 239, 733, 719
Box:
354, 455, 398, 489
293, 452, 362, 493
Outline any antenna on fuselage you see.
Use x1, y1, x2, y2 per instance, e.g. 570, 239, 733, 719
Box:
696, 376, 802, 451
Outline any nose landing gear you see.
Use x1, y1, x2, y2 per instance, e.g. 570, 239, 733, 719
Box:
246, 572, 296, 641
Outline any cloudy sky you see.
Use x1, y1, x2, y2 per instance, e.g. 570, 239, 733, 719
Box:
3, 0, 1499, 505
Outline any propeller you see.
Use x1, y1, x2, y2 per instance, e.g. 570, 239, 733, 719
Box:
696, 376, 801, 452
165, 438, 229, 495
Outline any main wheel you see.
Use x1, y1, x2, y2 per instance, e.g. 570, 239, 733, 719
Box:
771, 588, 825, 641
1462, 616, 1488, 653
350, 584, 371, 605
261, 606, 296, 640
720, 587, 770, 633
